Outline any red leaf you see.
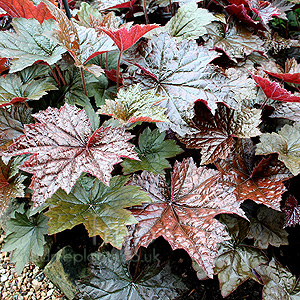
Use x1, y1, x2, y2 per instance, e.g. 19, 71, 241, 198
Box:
125, 158, 246, 278
106, 0, 137, 10
101, 24, 159, 52
283, 195, 300, 227
215, 139, 292, 211
3, 104, 138, 206
0, 58, 10, 74
104, 69, 122, 84
251, 74, 300, 102
0, 0, 55, 24
265, 71, 300, 85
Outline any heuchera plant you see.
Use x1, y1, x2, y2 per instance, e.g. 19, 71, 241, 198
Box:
0, 0, 300, 298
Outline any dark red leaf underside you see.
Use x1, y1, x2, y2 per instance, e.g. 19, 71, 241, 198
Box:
251, 74, 300, 102
284, 195, 300, 227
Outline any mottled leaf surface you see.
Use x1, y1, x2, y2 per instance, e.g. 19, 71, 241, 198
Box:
0, 18, 65, 73
205, 21, 265, 63
3, 104, 138, 206
179, 102, 261, 165
46, 176, 150, 248
215, 215, 267, 297
75, 249, 187, 300
283, 195, 300, 227
0, 104, 32, 148
256, 258, 300, 300
270, 102, 300, 122
0, 157, 27, 217
216, 139, 292, 210
122, 128, 183, 174
2, 212, 48, 274
256, 123, 300, 175
125, 157, 246, 278
248, 206, 289, 249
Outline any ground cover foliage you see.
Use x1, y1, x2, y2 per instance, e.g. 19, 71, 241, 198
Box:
0, 0, 300, 298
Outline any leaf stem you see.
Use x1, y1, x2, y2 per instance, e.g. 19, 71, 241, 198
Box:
142, 0, 150, 24
134, 248, 142, 280
117, 51, 122, 89
80, 67, 88, 96
62, 0, 72, 19
48, 65, 60, 87
169, 0, 174, 16
55, 63, 66, 86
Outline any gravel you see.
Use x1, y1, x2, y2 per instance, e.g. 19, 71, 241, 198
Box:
0, 234, 68, 300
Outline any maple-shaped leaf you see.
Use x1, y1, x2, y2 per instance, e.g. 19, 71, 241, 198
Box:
179, 102, 261, 165
101, 23, 159, 53
283, 195, 300, 227
205, 21, 265, 63
265, 58, 300, 84
125, 157, 246, 278
97, 84, 168, 125
256, 123, 300, 175
75, 249, 187, 300
2, 103, 138, 206
250, 0, 281, 25
147, 3, 216, 41
251, 74, 300, 102
42, 0, 117, 77
0, 0, 54, 24
0, 104, 32, 148
0, 73, 57, 107
2, 211, 48, 274
122, 128, 183, 175
0, 157, 27, 217
0, 18, 66, 73
256, 258, 300, 300
215, 214, 267, 297
247, 206, 289, 249
215, 139, 292, 211
46, 176, 150, 248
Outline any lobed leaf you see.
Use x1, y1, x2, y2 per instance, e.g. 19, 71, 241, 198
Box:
283, 195, 300, 227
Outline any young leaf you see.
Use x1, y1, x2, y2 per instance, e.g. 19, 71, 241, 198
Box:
179, 102, 261, 165
283, 195, 300, 227
125, 157, 246, 278
0, 104, 32, 148
3, 103, 138, 206
42, 0, 117, 77
122, 128, 183, 174
46, 176, 150, 248
251, 74, 300, 102
0, 18, 66, 73
75, 249, 187, 300
0, 157, 27, 217
215, 215, 268, 297
101, 24, 159, 52
256, 258, 300, 300
0, 73, 57, 107
248, 206, 289, 249
216, 139, 292, 211
0, 0, 54, 24
256, 123, 300, 175
205, 21, 265, 63
97, 84, 168, 124
2, 211, 48, 274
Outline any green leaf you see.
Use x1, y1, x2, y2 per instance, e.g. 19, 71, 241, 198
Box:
122, 128, 183, 175
148, 3, 217, 41
215, 215, 268, 297
0, 18, 65, 73
256, 123, 300, 175
84, 104, 100, 133
247, 206, 289, 249
45, 176, 151, 249
256, 258, 300, 300
0, 73, 57, 106
2, 212, 49, 274
97, 84, 168, 125
75, 249, 187, 300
